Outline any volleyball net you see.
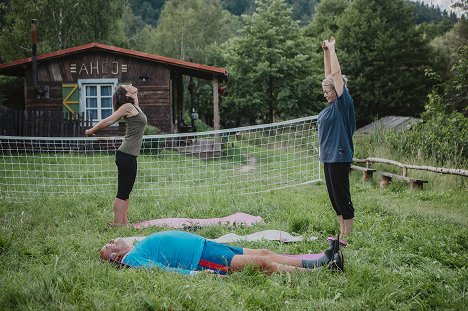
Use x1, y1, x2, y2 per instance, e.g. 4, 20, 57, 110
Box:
0, 116, 320, 202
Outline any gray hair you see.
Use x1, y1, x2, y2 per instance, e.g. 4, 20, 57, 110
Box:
322, 75, 348, 89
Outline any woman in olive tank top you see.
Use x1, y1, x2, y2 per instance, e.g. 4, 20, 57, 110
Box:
85, 85, 147, 225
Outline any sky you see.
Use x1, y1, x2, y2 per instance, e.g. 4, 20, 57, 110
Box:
410, 0, 461, 14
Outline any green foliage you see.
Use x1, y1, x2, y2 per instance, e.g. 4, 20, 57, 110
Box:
134, 0, 239, 63
356, 111, 467, 167
400, 114, 466, 166
182, 113, 213, 132
222, 0, 320, 126
430, 19, 468, 83
303, 0, 348, 39
285, 0, 319, 25
416, 16, 458, 42
426, 19, 467, 116
144, 124, 162, 135
0, 0, 128, 61
445, 43, 468, 115
221, 0, 318, 24
128, 0, 165, 26
221, 0, 254, 15
407, 0, 458, 25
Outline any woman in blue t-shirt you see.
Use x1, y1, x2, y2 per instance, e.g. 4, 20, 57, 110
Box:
100, 230, 344, 275
317, 38, 356, 245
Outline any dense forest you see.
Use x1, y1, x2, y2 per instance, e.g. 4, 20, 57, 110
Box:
0, 0, 466, 129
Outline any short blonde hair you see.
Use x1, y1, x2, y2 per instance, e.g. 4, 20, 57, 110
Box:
322, 75, 348, 89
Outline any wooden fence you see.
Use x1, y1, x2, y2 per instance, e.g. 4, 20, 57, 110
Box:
0, 106, 92, 137
352, 157, 468, 190
353, 157, 468, 177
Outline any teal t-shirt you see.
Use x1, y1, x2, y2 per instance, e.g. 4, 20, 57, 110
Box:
122, 230, 205, 275
317, 87, 356, 163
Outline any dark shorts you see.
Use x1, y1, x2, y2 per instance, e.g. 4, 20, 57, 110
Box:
115, 150, 137, 200
196, 240, 244, 275
323, 162, 354, 219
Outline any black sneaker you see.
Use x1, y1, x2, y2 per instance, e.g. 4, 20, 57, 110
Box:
327, 250, 344, 272
324, 236, 341, 259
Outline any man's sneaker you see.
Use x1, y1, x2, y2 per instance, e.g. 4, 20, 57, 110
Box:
324, 238, 340, 259
327, 250, 344, 272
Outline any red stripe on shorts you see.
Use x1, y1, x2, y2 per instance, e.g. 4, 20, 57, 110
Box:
198, 259, 229, 272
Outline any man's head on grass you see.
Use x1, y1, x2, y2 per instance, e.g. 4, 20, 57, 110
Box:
100, 239, 133, 263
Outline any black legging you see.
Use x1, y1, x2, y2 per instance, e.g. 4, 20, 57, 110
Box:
323, 162, 354, 220
115, 150, 137, 200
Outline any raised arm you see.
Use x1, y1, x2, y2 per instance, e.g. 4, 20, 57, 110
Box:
322, 41, 331, 77
324, 38, 344, 97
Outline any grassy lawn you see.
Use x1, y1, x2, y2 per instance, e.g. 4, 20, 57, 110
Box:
0, 169, 467, 310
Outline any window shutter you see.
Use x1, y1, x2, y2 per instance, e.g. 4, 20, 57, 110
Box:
62, 83, 80, 115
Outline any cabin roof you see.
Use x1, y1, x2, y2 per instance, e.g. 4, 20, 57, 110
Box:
356, 116, 422, 134
0, 42, 228, 81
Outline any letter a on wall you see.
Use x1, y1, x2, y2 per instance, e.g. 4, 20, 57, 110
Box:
62, 83, 80, 114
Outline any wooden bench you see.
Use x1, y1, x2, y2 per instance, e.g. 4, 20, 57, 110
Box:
351, 165, 376, 181
378, 172, 428, 190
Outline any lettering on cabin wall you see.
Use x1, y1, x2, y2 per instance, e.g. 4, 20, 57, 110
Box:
70, 62, 128, 75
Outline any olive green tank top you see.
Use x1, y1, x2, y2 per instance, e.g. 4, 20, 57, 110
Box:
118, 106, 147, 156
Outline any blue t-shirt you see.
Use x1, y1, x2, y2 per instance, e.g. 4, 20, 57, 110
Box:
317, 87, 356, 163
122, 230, 205, 275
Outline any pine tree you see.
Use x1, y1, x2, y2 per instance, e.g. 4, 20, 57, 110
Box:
222, 0, 319, 125
337, 0, 433, 125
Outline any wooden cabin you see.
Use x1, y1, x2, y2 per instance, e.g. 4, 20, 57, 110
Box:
0, 42, 227, 136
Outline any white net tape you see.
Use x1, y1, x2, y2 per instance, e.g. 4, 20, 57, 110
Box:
0, 116, 320, 202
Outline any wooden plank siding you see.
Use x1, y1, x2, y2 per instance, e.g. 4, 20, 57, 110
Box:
23, 51, 174, 133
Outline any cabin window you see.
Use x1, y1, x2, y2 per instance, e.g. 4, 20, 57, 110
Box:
78, 79, 118, 124
83, 84, 113, 121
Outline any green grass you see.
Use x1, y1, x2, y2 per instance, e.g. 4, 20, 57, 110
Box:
0, 170, 467, 310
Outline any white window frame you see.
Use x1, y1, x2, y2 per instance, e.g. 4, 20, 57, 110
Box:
78, 79, 118, 125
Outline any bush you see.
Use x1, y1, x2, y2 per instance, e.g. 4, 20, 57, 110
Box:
356, 112, 467, 167
144, 125, 162, 135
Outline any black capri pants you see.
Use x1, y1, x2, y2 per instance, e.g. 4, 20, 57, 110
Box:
323, 162, 354, 220
115, 150, 137, 200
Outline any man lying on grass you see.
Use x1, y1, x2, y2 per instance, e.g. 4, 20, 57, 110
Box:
100, 230, 343, 275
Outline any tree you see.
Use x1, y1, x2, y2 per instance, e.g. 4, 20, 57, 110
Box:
430, 18, 468, 81
222, 0, 319, 126
304, 0, 348, 39
428, 18, 468, 115
286, 0, 319, 26
134, 0, 239, 63
128, 0, 166, 26
336, 0, 434, 125
451, 0, 468, 13
220, 0, 254, 15
0, 0, 127, 61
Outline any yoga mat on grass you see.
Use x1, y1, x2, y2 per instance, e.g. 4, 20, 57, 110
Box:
116, 230, 317, 246
211, 230, 318, 243
132, 212, 263, 229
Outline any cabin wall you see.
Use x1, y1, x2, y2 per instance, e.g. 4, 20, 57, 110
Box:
25, 51, 173, 133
